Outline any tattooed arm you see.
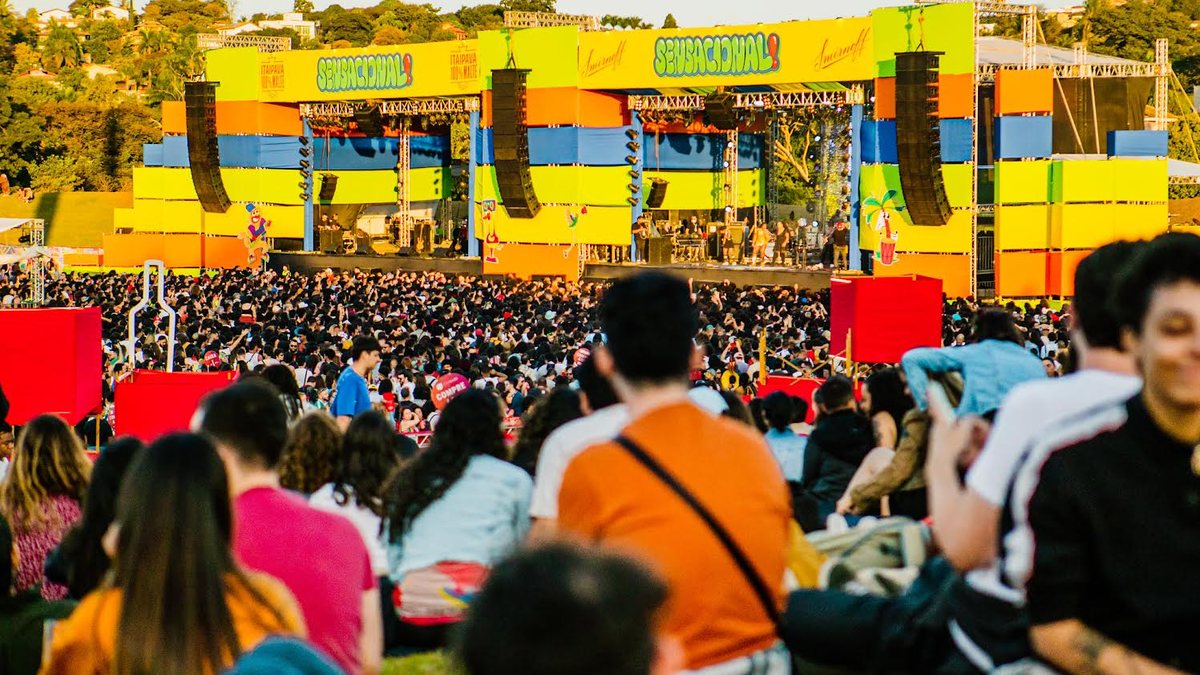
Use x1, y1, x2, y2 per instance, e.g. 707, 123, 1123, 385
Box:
1031, 620, 1185, 675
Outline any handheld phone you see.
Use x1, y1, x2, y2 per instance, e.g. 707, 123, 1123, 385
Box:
927, 380, 957, 423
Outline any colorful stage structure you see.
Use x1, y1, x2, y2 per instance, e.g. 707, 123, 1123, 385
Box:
112, 1, 1174, 297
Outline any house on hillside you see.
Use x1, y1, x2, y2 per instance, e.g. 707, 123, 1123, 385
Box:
37, 8, 77, 28
217, 21, 263, 37
91, 5, 130, 22
257, 13, 320, 40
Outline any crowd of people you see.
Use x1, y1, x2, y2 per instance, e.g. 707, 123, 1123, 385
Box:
4, 231, 1194, 675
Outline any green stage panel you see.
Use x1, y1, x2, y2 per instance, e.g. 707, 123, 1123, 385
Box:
132, 167, 448, 204
859, 163, 973, 218
642, 170, 765, 210
476, 166, 635, 207
872, 2, 975, 77
995, 160, 1052, 205
478, 26, 580, 90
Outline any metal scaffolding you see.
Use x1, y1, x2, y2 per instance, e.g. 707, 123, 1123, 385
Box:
1153, 38, 1170, 131
28, 219, 45, 306
503, 11, 601, 30
196, 34, 292, 52
724, 130, 739, 226
396, 118, 412, 247
629, 88, 863, 112
299, 98, 481, 118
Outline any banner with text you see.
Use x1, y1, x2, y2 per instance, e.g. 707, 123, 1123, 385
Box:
257, 40, 482, 103
577, 17, 874, 90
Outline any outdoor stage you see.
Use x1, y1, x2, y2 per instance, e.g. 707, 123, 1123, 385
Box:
268, 252, 834, 289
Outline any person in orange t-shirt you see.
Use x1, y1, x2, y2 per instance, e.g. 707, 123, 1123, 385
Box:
558, 272, 791, 673
41, 434, 305, 675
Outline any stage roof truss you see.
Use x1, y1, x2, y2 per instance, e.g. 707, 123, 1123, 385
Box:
299, 98, 481, 118
978, 62, 1158, 83
197, 34, 291, 52
503, 11, 601, 31
629, 88, 864, 112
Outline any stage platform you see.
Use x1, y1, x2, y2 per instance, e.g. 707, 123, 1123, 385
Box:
269, 253, 833, 289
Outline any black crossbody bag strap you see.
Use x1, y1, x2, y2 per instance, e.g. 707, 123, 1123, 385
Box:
613, 435, 781, 632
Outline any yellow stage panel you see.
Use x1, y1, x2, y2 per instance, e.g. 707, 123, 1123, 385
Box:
207, 47, 261, 101
1108, 159, 1168, 203
1049, 203, 1167, 249
476, 203, 632, 246
133, 167, 446, 205
127, 199, 306, 239
643, 170, 765, 210
995, 205, 1051, 250
479, 26, 579, 89
475, 166, 633, 207
995, 160, 1052, 205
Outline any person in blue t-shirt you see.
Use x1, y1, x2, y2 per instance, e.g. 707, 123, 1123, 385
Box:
331, 336, 381, 431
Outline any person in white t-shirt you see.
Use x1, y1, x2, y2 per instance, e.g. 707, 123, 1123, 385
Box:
528, 356, 629, 540
925, 241, 1143, 670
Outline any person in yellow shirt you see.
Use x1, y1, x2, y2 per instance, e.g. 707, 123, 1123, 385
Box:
41, 433, 305, 675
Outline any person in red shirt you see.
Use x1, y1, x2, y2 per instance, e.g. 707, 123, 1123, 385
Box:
197, 381, 383, 674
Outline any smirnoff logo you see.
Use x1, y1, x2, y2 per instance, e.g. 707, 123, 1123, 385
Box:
814, 27, 870, 71
582, 40, 626, 78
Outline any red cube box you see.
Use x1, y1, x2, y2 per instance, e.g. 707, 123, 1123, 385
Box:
0, 308, 102, 426
115, 370, 237, 441
830, 276, 943, 364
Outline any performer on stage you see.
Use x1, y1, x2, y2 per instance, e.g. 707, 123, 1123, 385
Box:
772, 220, 793, 266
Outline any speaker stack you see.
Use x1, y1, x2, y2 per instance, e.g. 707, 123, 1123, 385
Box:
646, 178, 669, 209
184, 81, 232, 214
895, 52, 952, 227
491, 69, 541, 219
705, 92, 739, 131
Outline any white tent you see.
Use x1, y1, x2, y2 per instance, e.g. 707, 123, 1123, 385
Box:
0, 218, 32, 234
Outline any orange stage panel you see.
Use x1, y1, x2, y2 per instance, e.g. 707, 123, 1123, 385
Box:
937, 74, 974, 119
874, 253, 972, 298
102, 233, 249, 269
481, 88, 628, 128
874, 77, 896, 120
995, 68, 1054, 116
481, 243, 580, 282
1047, 249, 1092, 297
161, 101, 303, 136
995, 250, 1048, 297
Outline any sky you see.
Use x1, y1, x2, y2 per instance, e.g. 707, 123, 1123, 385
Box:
15, 0, 1082, 24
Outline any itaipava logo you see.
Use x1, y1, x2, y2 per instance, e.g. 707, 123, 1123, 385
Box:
653, 32, 780, 78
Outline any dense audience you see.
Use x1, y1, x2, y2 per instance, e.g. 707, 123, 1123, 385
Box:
4, 233, 1198, 675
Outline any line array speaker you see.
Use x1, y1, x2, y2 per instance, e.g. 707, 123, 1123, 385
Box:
354, 105, 384, 136
895, 51, 952, 227
705, 92, 739, 131
491, 68, 541, 219
646, 178, 669, 209
184, 81, 232, 214
318, 174, 338, 202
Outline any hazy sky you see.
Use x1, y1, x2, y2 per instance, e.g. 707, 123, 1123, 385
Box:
16, 0, 1080, 24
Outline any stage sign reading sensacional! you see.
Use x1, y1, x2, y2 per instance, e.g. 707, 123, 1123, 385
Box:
316, 53, 413, 93
653, 33, 781, 78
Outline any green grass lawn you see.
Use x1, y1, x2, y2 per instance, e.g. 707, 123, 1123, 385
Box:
383, 652, 452, 675
0, 192, 131, 248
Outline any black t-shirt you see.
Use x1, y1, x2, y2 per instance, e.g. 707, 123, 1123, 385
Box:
1022, 395, 1200, 671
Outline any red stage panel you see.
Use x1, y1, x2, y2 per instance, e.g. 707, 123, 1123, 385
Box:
829, 276, 943, 364
114, 370, 236, 441
0, 308, 102, 426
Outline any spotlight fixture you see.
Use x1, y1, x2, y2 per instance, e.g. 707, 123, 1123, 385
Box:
298, 136, 310, 146
625, 128, 639, 140
298, 181, 308, 190
299, 159, 311, 170
626, 196, 639, 206
625, 155, 640, 165
628, 169, 640, 180
299, 146, 312, 157
628, 184, 640, 193
626, 141, 640, 153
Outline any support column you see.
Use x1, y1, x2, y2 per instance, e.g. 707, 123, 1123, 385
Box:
629, 111, 644, 260
849, 104, 864, 271
467, 109, 481, 257
302, 119, 315, 252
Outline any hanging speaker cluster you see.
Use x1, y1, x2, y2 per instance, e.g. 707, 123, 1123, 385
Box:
895, 51, 952, 226
491, 68, 540, 219
705, 92, 739, 131
184, 82, 232, 214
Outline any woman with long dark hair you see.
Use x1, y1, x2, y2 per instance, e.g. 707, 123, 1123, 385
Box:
860, 368, 914, 451
45, 437, 144, 600
383, 390, 532, 651
509, 387, 581, 477
0, 414, 90, 600
41, 433, 304, 675
261, 364, 304, 421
